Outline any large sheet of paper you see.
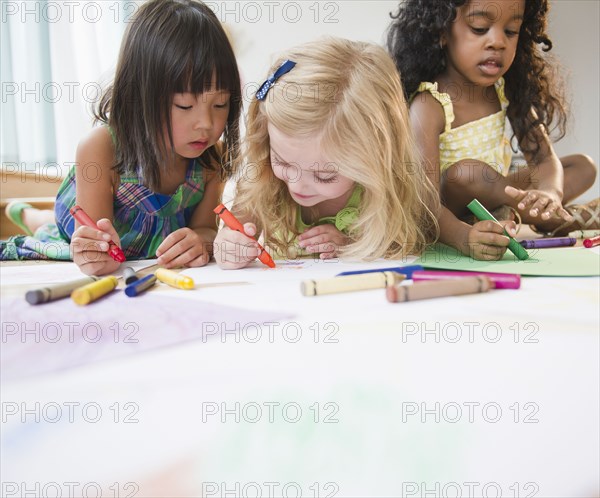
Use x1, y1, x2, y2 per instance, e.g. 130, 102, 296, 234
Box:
415, 244, 600, 276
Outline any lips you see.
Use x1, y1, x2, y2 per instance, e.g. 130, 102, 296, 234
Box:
291, 191, 315, 200
478, 57, 503, 76
189, 140, 209, 150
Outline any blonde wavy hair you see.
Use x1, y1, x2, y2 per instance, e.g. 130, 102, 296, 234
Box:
234, 37, 439, 259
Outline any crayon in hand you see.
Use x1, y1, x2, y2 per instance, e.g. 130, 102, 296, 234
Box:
214, 204, 276, 268
69, 205, 126, 263
466, 199, 529, 260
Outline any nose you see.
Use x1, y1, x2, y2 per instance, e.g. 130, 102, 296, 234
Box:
193, 107, 213, 131
486, 28, 507, 50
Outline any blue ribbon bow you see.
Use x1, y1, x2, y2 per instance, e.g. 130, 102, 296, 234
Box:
255, 59, 296, 101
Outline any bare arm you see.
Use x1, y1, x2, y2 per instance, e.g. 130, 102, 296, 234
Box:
71, 127, 121, 275
410, 94, 472, 252
410, 94, 513, 259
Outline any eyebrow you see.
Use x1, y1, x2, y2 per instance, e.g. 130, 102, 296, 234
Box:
270, 148, 291, 165
467, 10, 523, 21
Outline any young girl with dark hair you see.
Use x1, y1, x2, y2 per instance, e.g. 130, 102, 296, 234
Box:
2, 0, 241, 275
387, 0, 598, 260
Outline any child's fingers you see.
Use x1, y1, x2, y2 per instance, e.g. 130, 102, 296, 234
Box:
518, 192, 538, 210
156, 229, 189, 256
96, 218, 120, 243
185, 251, 210, 268
298, 232, 330, 249
474, 245, 507, 260
498, 220, 518, 237
476, 231, 510, 247
473, 220, 506, 235
73, 225, 112, 242
221, 240, 260, 264
504, 185, 526, 201
303, 241, 339, 254
78, 258, 119, 276
243, 222, 257, 237
528, 196, 551, 218
539, 203, 572, 222
298, 224, 336, 241
161, 248, 197, 269
71, 236, 112, 254
319, 250, 338, 260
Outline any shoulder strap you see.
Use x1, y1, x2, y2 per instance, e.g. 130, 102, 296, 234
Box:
413, 82, 455, 133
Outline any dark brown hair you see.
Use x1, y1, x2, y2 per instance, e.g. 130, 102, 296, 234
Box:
95, 0, 241, 190
387, 0, 568, 160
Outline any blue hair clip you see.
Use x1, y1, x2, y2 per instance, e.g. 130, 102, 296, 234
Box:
255, 59, 296, 101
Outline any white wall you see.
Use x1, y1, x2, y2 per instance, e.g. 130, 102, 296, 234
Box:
5, 1, 598, 202
548, 0, 600, 202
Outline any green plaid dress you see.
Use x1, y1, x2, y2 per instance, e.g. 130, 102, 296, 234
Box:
0, 159, 206, 261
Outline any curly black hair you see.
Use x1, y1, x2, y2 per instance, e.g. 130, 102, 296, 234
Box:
387, 0, 567, 160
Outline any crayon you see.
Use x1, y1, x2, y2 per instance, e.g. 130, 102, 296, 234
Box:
466, 199, 529, 260
568, 229, 600, 239
583, 235, 600, 249
71, 276, 119, 305
155, 268, 195, 290
213, 204, 276, 268
125, 274, 157, 297
386, 276, 492, 303
26, 276, 100, 305
301, 271, 404, 297
519, 237, 576, 249
336, 265, 424, 279
123, 267, 139, 285
70, 205, 126, 263
412, 270, 520, 289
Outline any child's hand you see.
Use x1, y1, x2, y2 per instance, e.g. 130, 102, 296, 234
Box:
466, 220, 518, 261
298, 224, 350, 259
214, 223, 261, 270
71, 218, 122, 276
155, 227, 211, 268
505, 186, 571, 222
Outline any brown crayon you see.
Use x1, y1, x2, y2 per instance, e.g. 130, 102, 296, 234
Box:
386, 276, 492, 303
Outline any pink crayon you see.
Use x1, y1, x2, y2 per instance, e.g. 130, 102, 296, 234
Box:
412, 270, 520, 290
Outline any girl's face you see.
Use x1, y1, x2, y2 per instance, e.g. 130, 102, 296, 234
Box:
268, 124, 355, 212
444, 0, 525, 87
168, 88, 230, 160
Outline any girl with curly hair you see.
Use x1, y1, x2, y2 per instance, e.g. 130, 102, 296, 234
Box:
387, 0, 598, 260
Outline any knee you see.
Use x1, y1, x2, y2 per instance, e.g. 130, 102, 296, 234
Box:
572, 154, 597, 187
443, 159, 498, 190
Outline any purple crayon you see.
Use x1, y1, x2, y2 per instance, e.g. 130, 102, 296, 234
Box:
519, 237, 576, 249
413, 270, 521, 289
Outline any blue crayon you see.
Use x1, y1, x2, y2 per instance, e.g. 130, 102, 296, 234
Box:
335, 264, 424, 279
124, 274, 157, 297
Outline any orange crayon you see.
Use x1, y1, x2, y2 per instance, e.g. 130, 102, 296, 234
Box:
214, 204, 276, 268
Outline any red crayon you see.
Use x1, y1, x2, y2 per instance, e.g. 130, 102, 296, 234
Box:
214, 204, 276, 268
69, 205, 126, 263
583, 235, 600, 249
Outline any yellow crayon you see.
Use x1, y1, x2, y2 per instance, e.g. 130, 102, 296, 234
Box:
155, 268, 195, 290
301, 271, 404, 297
71, 276, 118, 306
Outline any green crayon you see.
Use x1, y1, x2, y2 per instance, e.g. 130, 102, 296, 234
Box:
466, 199, 529, 261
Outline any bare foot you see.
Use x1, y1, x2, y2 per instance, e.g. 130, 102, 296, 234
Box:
20, 208, 56, 234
